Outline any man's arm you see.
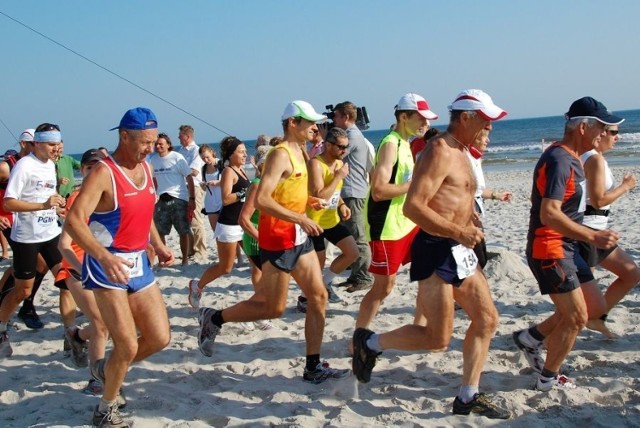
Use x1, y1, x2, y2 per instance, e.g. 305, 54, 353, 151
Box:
369, 140, 410, 201
540, 198, 618, 248
256, 147, 322, 236
308, 158, 348, 200
403, 141, 481, 248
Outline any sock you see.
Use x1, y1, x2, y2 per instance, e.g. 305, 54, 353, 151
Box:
540, 367, 557, 379
0, 321, 7, 333
73, 327, 84, 343
458, 385, 479, 403
211, 310, 225, 328
98, 398, 117, 412
365, 333, 383, 353
600, 313, 608, 321
306, 354, 321, 371
528, 326, 545, 342
323, 270, 337, 287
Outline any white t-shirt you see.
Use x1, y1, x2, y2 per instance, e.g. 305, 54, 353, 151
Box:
148, 151, 192, 201
467, 152, 486, 216
203, 169, 223, 213
178, 142, 205, 186
5, 153, 61, 243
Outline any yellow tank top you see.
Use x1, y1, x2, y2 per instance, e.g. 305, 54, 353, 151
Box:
306, 155, 343, 229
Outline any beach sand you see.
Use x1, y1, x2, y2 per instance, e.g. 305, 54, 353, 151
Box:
1, 166, 639, 427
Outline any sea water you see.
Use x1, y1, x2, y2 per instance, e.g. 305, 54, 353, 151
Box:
64, 109, 640, 177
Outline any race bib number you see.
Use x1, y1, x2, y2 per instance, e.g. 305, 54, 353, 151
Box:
327, 191, 340, 209
33, 209, 58, 235
451, 244, 478, 279
294, 223, 309, 246
113, 251, 144, 279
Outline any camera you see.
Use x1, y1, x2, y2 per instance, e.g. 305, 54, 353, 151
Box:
323, 104, 371, 131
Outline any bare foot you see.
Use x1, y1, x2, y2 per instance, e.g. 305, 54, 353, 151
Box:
586, 319, 619, 339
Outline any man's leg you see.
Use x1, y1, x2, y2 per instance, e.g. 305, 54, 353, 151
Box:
343, 198, 372, 285
129, 285, 170, 362
377, 275, 454, 351
191, 185, 207, 260
0, 277, 35, 324
543, 288, 588, 373
92, 289, 138, 403
355, 273, 396, 329
452, 273, 499, 388
179, 233, 191, 266
291, 250, 328, 356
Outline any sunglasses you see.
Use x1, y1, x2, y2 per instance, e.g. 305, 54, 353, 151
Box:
329, 141, 349, 150
36, 123, 60, 132
605, 129, 619, 136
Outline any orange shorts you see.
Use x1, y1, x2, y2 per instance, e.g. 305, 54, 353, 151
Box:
368, 227, 419, 275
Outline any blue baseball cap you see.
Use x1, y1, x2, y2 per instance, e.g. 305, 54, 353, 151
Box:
109, 107, 158, 131
565, 97, 624, 126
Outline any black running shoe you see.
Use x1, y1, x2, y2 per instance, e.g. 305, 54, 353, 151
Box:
352, 328, 381, 383
303, 361, 350, 384
17, 310, 44, 329
452, 393, 510, 419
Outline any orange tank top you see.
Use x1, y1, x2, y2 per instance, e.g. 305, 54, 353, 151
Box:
258, 143, 309, 251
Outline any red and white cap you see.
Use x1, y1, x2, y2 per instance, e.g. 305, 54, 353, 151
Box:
448, 89, 507, 121
19, 129, 35, 142
395, 93, 438, 120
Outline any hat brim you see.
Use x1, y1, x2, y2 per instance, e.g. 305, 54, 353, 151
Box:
477, 107, 508, 121
595, 115, 625, 126
417, 109, 438, 120
299, 112, 328, 123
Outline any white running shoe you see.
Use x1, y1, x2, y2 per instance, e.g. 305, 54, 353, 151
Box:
536, 374, 576, 392
513, 330, 544, 373
198, 308, 220, 357
254, 320, 276, 331
326, 283, 342, 303
188, 279, 202, 309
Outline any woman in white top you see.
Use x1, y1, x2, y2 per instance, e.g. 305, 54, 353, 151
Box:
468, 134, 512, 268
198, 145, 223, 233
579, 123, 639, 337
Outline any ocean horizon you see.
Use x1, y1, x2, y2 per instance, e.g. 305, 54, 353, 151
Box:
60, 108, 640, 175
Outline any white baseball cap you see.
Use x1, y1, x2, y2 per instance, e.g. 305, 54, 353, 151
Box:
19, 129, 35, 142
395, 93, 438, 120
448, 89, 507, 121
281, 100, 327, 122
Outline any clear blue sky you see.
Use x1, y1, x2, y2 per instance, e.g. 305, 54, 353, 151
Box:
1, 1, 639, 154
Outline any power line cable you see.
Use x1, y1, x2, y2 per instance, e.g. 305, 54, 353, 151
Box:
0, 116, 18, 144
0, 10, 230, 136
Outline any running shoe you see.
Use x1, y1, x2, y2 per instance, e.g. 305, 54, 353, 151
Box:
82, 378, 103, 396
240, 322, 255, 332
0, 331, 13, 358
452, 393, 511, 419
89, 359, 127, 408
188, 279, 202, 310
303, 361, 350, 384
63, 335, 71, 357
326, 284, 342, 303
254, 320, 276, 331
65, 326, 89, 368
198, 308, 220, 357
352, 327, 381, 383
512, 330, 544, 373
17, 310, 44, 329
296, 296, 308, 314
92, 403, 129, 428
535, 374, 576, 392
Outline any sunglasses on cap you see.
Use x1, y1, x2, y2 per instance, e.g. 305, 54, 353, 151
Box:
35, 123, 60, 132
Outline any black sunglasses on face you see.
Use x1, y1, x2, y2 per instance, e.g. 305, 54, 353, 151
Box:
329, 141, 349, 150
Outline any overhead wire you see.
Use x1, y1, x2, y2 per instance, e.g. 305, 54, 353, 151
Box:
0, 10, 230, 136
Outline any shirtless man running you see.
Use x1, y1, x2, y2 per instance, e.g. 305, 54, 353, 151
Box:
351, 89, 510, 420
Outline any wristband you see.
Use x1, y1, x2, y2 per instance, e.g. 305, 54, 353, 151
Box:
491, 191, 496, 200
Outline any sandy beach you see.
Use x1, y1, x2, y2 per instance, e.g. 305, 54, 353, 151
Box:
1, 165, 639, 427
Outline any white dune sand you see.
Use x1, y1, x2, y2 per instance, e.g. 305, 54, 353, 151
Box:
1, 165, 639, 427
